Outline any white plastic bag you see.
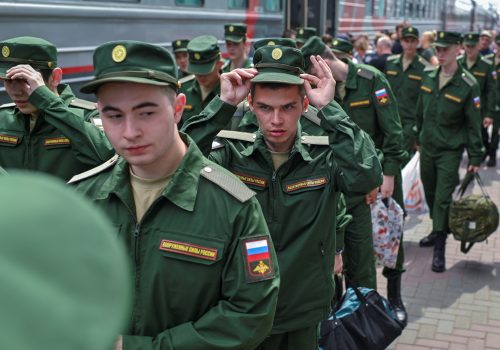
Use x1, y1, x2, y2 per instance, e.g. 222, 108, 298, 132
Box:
370, 195, 404, 268
402, 151, 428, 214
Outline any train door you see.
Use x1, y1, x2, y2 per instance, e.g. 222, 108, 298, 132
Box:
284, 0, 337, 36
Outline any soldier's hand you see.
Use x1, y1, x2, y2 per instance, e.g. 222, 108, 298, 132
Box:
300, 55, 335, 110
5, 64, 46, 96
380, 175, 395, 199
220, 68, 258, 106
483, 117, 494, 128
468, 165, 479, 173
114, 335, 122, 350
365, 187, 379, 205
334, 254, 343, 275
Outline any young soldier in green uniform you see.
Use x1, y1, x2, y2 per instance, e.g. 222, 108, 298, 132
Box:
457, 32, 497, 167
182, 35, 223, 124
222, 23, 253, 73
489, 34, 500, 167
184, 45, 382, 349
71, 40, 279, 350
416, 31, 483, 272
301, 36, 408, 325
0, 172, 131, 350
0, 36, 113, 181
385, 26, 434, 162
171, 39, 191, 79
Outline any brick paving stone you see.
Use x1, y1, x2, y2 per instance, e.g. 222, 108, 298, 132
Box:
435, 333, 468, 344
467, 338, 485, 350
436, 320, 454, 334
416, 339, 449, 348
419, 324, 437, 338
486, 333, 500, 348
448, 344, 467, 350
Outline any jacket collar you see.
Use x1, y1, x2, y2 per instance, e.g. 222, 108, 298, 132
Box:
96, 133, 205, 212
428, 65, 463, 88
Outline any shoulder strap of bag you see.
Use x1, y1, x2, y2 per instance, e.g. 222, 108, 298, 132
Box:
473, 173, 490, 198
461, 241, 475, 254
456, 172, 475, 198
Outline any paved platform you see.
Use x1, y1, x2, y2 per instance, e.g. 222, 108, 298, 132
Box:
377, 159, 500, 350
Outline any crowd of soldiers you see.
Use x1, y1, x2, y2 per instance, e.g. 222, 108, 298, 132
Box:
0, 19, 498, 350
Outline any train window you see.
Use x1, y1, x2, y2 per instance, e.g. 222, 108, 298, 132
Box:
263, 0, 281, 12
228, 0, 248, 9
175, 0, 203, 6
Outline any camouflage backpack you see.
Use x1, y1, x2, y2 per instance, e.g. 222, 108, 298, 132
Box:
449, 172, 499, 253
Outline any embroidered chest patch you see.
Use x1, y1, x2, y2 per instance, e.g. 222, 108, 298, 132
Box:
349, 99, 371, 108
285, 177, 328, 193
408, 74, 422, 81
375, 88, 390, 105
386, 70, 398, 76
234, 172, 268, 188
44, 137, 70, 146
444, 93, 461, 104
0, 134, 19, 145
159, 239, 218, 261
473, 96, 481, 109
242, 236, 275, 283
420, 85, 432, 93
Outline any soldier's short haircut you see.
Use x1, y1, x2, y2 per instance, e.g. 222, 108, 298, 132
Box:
250, 83, 305, 100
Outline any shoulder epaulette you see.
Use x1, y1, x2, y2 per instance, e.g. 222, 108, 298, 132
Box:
418, 56, 433, 68
179, 74, 195, 85
91, 117, 103, 130
211, 139, 224, 150
0, 102, 15, 109
456, 54, 464, 61
461, 72, 475, 87
424, 64, 438, 72
216, 130, 256, 142
300, 135, 329, 146
68, 154, 119, 184
70, 98, 96, 110
483, 53, 495, 60
200, 164, 255, 203
481, 57, 493, 65
0, 166, 8, 175
357, 67, 374, 80
221, 59, 231, 71
302, 108, 321, 126
387, 54, 400, 61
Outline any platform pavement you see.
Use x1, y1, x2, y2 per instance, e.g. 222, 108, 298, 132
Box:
377, 158, 500, 350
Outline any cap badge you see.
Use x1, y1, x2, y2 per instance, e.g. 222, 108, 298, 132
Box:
271, 48, 282, 60
194, 52, 201, 60
468, 34, 472, 39
176, 40, 181, 46
440, 32, 445, 38
47, 62, 53, 68
111, 45, 127, 63
333, 40, 338, 46
1, 46, 10, 58
267, 41, 275, 46
409, 27, 413, 32
299, 29, 304, 35
229, 25, 234, 32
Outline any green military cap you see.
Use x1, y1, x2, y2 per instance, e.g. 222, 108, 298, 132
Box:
434, 31, 462, 47
0, 172, 131, 350
402, 26, 419, 39
496, 34, 500, 44
331, 37, 353, 54
0, 36, 57, 79
187, 35, 220, 75
300, 36, 326, 70
81, 40, 178, 94
172, 39, 189, 53
296, 27, 317, 44
224, 23, 247, 43
251, 45, 304, 85
463, 32, 479, 45
253, 37, 297, 50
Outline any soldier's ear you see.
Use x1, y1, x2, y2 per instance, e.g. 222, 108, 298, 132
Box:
247, 93, 254, 111
174, 93, 186, 124
48, 68, 62, 92
302, 95, 309, 112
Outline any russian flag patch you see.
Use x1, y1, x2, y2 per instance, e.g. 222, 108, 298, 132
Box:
242, 236, 275, 283
473, 96, 481, 109
375, 88, 390, 105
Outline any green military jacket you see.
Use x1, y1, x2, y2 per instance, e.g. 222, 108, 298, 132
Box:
457, 55, 497, 119
493, 56, 500, 123
184, 97, 382, 333
182, 80, 221, 124
416, 65, 484, 165
0, 85, 114, 181
222, 57, 253, 73
385, 54, 431, 126
73, 135, 279, 350
336, 60, 406, 176
178, 74, 195, 95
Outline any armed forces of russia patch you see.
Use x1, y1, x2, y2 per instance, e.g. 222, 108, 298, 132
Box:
241, 236, 275, 283
375, 88, 390, 105
473, 96, 481, 109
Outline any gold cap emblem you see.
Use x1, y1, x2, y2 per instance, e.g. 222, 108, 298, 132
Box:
1, 46, 10, 58
47, 62, 53, 68
194, 52, 201, 60
176, 40, 181, 46
299, 29, 304, 35
468, 34, 472, 39
333, 40, 338, 46
440, 32, 444, 38
267, 41, 276, 46
229, 25, 234, 32
111, 45, 127, 63
271, 48, 282, 60
409, 27, 413, 32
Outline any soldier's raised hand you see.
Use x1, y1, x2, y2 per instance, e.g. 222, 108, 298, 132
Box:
299, 55, 335, 110
220, 68, 258, 106
5, 64, 46, 96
